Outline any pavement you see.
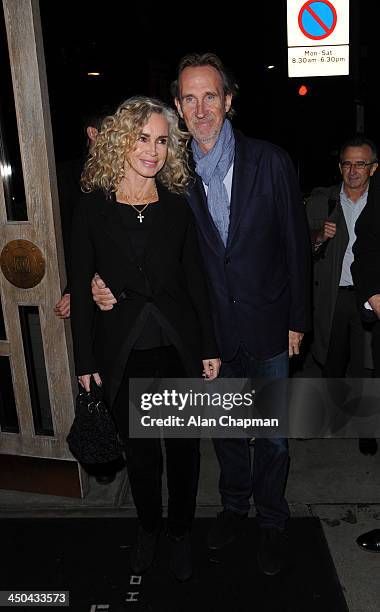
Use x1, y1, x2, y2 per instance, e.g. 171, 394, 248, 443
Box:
1, 436, 380, 611
1, 350, 379, 610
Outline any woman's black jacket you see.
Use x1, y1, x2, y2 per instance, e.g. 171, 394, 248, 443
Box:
70, 182, 218, 406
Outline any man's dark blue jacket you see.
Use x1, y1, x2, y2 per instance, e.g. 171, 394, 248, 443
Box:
187, 130, 312, 361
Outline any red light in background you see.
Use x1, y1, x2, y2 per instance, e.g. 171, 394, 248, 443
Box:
298, 85, 309, 96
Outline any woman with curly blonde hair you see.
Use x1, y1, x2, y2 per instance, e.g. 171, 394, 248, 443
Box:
70, 95, 220, 581
81, 96, 190, 195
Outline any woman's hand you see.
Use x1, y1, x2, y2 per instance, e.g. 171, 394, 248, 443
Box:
202, 358, 221, 380
78, 372, 102, 392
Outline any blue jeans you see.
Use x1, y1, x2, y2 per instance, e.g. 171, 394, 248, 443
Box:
213, 345, 290, 529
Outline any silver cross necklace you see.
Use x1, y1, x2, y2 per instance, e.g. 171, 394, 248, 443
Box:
117, 183, 158, 222
129, 202, 151, 223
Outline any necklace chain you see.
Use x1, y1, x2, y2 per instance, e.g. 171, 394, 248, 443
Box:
129, 202, 151, 223
117, 183, 158, 223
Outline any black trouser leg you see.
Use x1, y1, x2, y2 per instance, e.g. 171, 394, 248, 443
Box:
125, 438, 163, 533
372, 321, 380, 377
112, 346, 198, 534
323, 290, 365, 377
348, 298, 368, 377
165, 437, 200, 536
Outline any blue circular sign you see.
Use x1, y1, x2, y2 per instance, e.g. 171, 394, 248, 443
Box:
298, 1, 337, 40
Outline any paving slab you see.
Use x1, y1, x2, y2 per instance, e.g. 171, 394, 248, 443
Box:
288, 439, 380, 503
313, 503, 380, 612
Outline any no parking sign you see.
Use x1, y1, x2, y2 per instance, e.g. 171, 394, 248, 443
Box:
287, 0, 349, 77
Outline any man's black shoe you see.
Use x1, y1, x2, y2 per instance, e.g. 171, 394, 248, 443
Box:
359, 438, 378, 455
95, 472, 116, 485
169, 532, 192, 582
257, 527, 286, 576
207, 509, 247, 550
130, 526, 159, 574
356, 529, 380, 552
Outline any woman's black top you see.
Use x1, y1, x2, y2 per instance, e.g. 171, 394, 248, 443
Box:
115, 199, 171, 350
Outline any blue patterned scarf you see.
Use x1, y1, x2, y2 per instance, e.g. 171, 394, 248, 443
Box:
191, 119, 235, 246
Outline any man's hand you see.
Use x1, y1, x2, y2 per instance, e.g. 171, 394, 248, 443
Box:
91, 273, 117, 311
202, 358, 221, 380
288, 330, 304, 357
368, 294, 380, 319
54, 293, 70, 319
78, 372, 102, 392
316, 221, 336, 244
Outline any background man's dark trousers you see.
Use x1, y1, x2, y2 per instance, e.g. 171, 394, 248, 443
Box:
372, 321, 380, 377
322, 286, 366, 378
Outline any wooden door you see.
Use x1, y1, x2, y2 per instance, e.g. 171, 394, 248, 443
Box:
0, 0, 88, 497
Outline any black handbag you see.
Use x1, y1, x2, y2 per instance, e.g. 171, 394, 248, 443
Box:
66, 378, 124, 464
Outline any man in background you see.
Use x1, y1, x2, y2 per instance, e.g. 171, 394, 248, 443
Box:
306, 136, 378, 455
54, 111, 104, 319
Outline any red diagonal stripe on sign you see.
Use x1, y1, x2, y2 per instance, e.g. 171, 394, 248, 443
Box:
306, 4, 330, 33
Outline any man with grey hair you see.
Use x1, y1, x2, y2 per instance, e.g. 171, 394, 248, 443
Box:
306, 136, 378, 456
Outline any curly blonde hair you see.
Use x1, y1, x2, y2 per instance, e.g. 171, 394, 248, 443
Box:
81, 96, 191, 194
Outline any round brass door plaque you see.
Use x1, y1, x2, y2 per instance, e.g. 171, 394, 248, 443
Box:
0, 240, 46, 289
